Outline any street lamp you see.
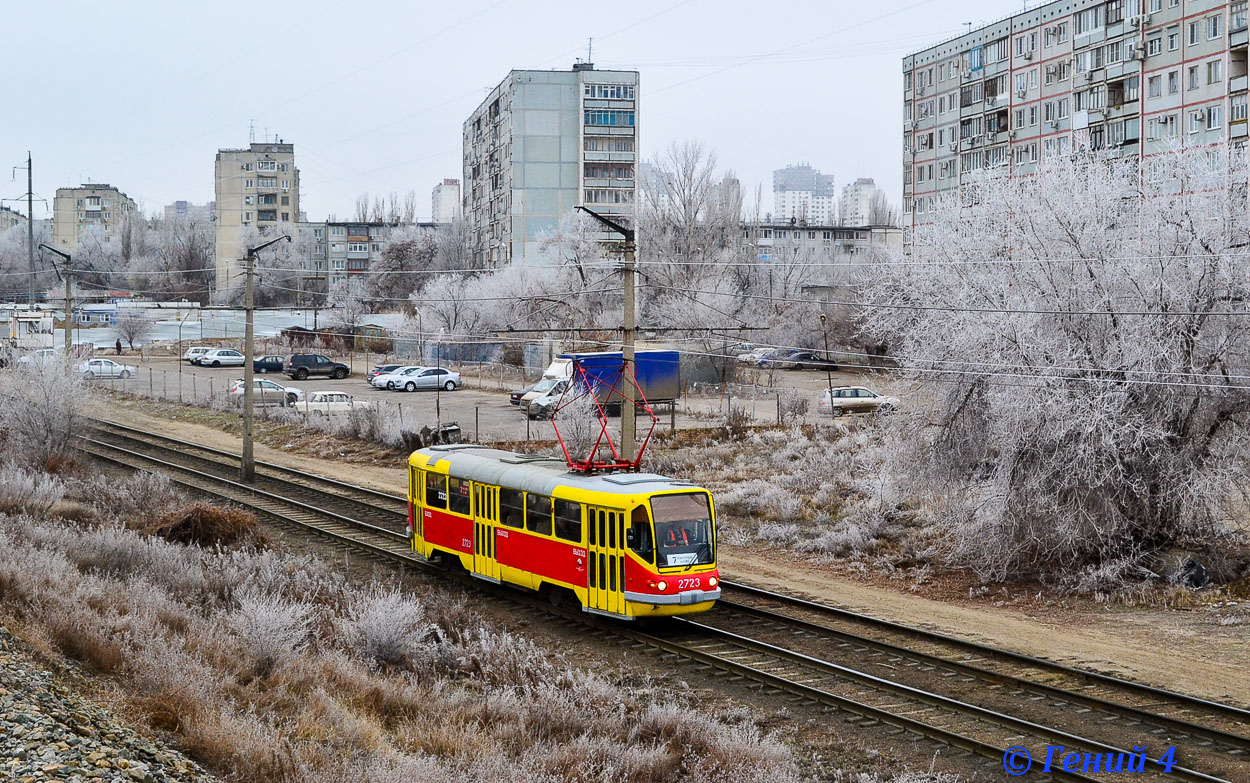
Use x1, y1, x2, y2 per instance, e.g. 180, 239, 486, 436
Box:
241, 235, 291, 482
819, 313, 835, 411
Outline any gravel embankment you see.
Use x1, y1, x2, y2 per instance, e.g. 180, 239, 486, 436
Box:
0, 627, 214, 782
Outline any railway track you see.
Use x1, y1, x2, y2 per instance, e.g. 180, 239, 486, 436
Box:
78, 419, 1249, 783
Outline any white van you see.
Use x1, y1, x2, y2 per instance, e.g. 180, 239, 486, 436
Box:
542, 357, 573, 379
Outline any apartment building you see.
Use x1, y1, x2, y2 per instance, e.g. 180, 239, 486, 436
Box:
51, 185, 137, 250
0, 206, 26, 234
903, 0, 1248, 239
839, 178, 883, 226
463, 63, 639, 265
772, 164, 837, 224
744, 222, 903, 259
322, 221, 439, 288
431, 179, 461, 223
162, 200, 215, 224
214, 142, 300, 295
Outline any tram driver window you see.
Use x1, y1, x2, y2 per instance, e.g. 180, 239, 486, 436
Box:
651, 493, 714, 568
628, 505, 654, 562
500, 488, 524, 528
425, 473, 447, 510
526, 494, 553, 536
554, 499, 582, 542
447, 477, 471, 516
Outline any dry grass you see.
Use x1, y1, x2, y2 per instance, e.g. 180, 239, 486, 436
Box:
0, 498, 810, 783
145, 502, 261, 548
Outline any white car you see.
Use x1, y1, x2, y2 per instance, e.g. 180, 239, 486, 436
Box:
372, 365, 426, 390
519, 377, 566, 409
295, 391, 372, 417
78, 358, 135, 379
817, 387, 900, 417
229, 378, 303, 407
524, 378, 571, 419
17, 348, 59, 367
198, 349, 245, 368
183, 346, 212, 364
394, 366, 461, 393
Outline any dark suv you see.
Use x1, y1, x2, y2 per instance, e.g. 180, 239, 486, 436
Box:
285, 353, 350, 380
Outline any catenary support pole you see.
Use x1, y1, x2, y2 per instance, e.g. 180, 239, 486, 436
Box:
242, 250, 257, 482
27, 153, 35, 310
621, 239, 637, 463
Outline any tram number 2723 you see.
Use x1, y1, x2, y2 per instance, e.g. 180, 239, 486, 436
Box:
677, 577, 702, 590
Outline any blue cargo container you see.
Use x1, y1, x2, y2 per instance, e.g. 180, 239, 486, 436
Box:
560, 350, 680, 405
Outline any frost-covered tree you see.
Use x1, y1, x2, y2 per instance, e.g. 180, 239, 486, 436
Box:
114, 310, 154, 350
327, 277, 372, 334
865, 144, 1250, 581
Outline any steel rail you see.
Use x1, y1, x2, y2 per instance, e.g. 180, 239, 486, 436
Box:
720, 580, 1250, 724
74, 429, 1237, 783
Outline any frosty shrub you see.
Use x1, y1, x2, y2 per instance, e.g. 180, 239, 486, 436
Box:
866, 144, 1250, 581
230, 586, 311, 672
550, 390, 606, 465
718, 480, 803, 521
777, 389, 811, 425
0, 355, 84, 470
0, 464, 65, 516
344, 585, 436, 668
80, 470, 185, 527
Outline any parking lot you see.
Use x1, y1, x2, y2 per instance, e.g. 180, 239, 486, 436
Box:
81, 352, 905, 442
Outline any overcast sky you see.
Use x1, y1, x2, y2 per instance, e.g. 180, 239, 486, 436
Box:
3, 0, 1015, 222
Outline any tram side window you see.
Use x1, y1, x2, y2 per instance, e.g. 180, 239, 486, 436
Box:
447, 477, 471, 516
628, 504, 654, 562
500, 488, 524, 528
425, 473, 447, 510
526, 494, 553, 536
553, 499, 582, 542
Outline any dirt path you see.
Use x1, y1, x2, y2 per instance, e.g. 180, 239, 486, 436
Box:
89, 398, 1250, 709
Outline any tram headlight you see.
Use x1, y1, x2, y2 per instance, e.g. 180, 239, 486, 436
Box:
708, 577, 718, 588
656, 580, 668, 592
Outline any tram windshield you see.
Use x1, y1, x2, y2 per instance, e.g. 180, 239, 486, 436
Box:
651, 492, 714, 568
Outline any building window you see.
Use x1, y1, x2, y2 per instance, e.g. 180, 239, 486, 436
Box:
583, 110, 635, 127
1150, 0, 1161, 11
259, 194, 277, 205
1208, 104, 1223, 130
244, 196, 254, 205
583, 83, 635, 99
1189, 21, 1200, 46
348, 242, 368, 252
257, 160, 277, 172
258, 177, 276, 188
331, 226, 345, 236
1190, 110, 1203, 133
584, 189, 634, 204
245, 179, 254, 189
244, 163, 253, 172
1168, 70, 1179, 94
1209, 14, 1223, 39
1208, 59, 1224, 84
280, 180, 290, 190
1234, 94, 1248, 123
1074, 6, 1104, 35
281, 212, 290, 221
1148, 75, 1163, 98
257, 210, 277, 221
1167, 27, 1180, 51
1234, 2, 1248, 31
281, 196, 289, 205
1147, 36, 1162, 56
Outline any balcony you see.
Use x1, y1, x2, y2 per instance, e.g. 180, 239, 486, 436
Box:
1233, 75, 1249, 93
1232, 28, 1249, 49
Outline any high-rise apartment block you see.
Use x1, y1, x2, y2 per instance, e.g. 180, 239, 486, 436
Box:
463, 64, 639, 265
163, 200, 215, 224
0, 206, 26, 234
903, 0, 1248, 240
839, 178, 883, 226
214, 142, 300, 295
431, 179, 461, 223
52, 185, 137, 250
772, 164, 837, 224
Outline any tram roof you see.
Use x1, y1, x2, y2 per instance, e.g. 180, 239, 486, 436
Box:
414, 445, 700, 497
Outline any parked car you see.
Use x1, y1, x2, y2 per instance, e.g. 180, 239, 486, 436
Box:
253, 355, 285, 374
519, 377, 565, 409
818, 387, 899, 417
737, 347, 777, 364
784, 351, 839, 371
183, 346, 212, 364
525, 379, 571, 419
16, 348, 59, 367
229, 378, 303, 406
372, 365, 425, 390
78, 358, 135, 379
285, 353, 350, 380
510, 380, 544, 406
198, 348, 246, 368
755, 349, 804, 368
294, 391, 371, 417
397, 366, 461, 392
367, 364, 404, 384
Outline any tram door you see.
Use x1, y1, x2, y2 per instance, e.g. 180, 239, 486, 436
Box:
472, 484, 500, 582
587, 506, 626, 616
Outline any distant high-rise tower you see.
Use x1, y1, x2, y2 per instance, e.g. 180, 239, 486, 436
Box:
839, 178, 882, 226
463, 63, 639, 264
431, 178, 461, 223
772, 164, 836, 224
213, 141, 299, 296
52, 184, 137, 250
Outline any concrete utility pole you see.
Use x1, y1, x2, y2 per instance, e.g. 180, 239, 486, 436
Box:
38, 244, 71, 356
575, 206, 637, 463
241, 235, 291, 483
26, 153, 34, 309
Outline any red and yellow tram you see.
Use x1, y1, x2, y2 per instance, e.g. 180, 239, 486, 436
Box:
408, 444, 721, 618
